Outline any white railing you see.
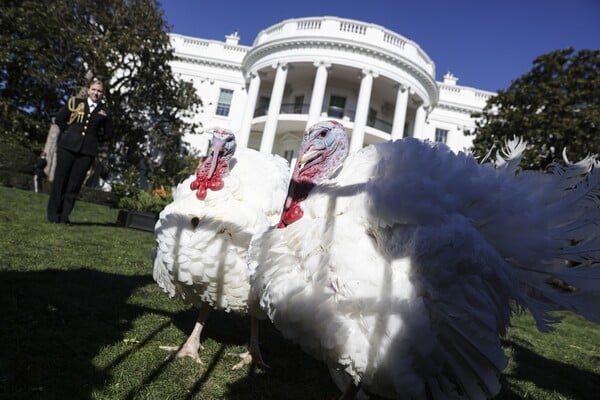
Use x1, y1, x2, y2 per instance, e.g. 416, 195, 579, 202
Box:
441, 85, 461, 94
383, 32, 406, 49
183, 38, 209, 48
171, 34, 249, 62
297, 19, 321, 30
252, 17, 434, 74
439, 84, 494, 108
339, 21, 367, 35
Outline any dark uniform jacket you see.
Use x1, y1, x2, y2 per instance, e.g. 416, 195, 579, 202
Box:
55, 97, 114, 156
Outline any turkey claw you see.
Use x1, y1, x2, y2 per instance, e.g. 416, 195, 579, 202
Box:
229, 351, 269, 370
159, 344, 203, 364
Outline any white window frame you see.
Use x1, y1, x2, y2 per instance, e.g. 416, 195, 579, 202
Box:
216, 88, 234, 116
435, 128, 449, 143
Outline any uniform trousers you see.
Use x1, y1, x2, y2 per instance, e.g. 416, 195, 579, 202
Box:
47, 147, 94, 223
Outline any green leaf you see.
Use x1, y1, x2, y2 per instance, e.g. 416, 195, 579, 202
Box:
470, 48, 600, 170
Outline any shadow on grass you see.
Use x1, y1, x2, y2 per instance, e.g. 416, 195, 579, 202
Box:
2, 267, 597, 400
0, 265, 338, 400
163, 309, 341, 400
496, 339, 600, 400
0, 268, 154, 400
62, 221, 123, 228
168, 309, 600, 399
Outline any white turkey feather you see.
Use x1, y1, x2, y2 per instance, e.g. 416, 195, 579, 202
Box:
249, 127, 599, 399
153, 147, 289, 311
151, 128, 290, 367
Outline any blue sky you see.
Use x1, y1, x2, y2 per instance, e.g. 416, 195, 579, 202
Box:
159, 0, 599, 93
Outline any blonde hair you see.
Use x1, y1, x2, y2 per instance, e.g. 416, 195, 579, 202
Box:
88, 78, 104, 88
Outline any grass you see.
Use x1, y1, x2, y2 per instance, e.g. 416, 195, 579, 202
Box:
0, 185, 598, 400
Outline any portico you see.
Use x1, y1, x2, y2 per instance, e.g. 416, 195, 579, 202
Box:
168, 16, 494, 160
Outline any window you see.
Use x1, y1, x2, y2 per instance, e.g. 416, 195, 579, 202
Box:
328, 95, 346, 118
255, 96, 270, 117
216, 88, 233, 116
283, 149, 295, 164
435, 128, 448, 143
294, 95, 304, 113
367, 108, 377, 126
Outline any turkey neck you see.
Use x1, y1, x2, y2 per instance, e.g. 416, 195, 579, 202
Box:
197, 155, 229, 181
277, 179, 315, 228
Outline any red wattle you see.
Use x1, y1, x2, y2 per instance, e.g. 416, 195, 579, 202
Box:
196, 186, 207, 199
281, 204, 303, 227
207, 179, 223, 190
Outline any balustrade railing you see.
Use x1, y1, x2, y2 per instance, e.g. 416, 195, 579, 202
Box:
253, 104, 392, 134
280, 103, 311, 114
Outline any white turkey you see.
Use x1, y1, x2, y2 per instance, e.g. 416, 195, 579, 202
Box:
248, 120, 600, 399
152, 127, 289, 368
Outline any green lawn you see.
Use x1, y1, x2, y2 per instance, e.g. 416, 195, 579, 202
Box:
0, 186, 598, 399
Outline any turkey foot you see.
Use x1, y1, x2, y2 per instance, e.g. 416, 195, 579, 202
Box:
230, 350, 253, 370
160, 302, 211, 364
230, 317, 269, 370
159, 341, 205, 364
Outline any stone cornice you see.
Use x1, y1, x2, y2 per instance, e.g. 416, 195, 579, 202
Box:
174, 54, 242, 71
243, 38, 438, 103
436, 101, 481, 115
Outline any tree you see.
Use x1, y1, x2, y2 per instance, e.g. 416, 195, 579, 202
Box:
0, 0, 85, 145
0, 0, 202, 188
470, 48, 600, 170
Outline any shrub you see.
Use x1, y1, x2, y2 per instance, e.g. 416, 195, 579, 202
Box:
0, 170, 34, 191
0, 140, 36, 173
79, 186, 121, 208
118, 189, 172, 214
111, 166, 140, 198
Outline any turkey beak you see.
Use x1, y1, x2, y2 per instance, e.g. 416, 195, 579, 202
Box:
208, 138, 225, 179
298, 147, 320, 171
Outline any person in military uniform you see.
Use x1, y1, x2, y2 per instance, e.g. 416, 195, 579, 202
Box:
33, 151, 47, 193
47, 79, 114, 224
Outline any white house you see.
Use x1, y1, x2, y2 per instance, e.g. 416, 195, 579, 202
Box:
169, 16, 494, 163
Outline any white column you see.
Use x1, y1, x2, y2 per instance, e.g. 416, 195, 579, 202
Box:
238, 72, 261, 148
260, 63, 288, 154
390, 84, 409, 140
349, 69, 377, 152
306, 61, 330, 129
412, 103, 427, 139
